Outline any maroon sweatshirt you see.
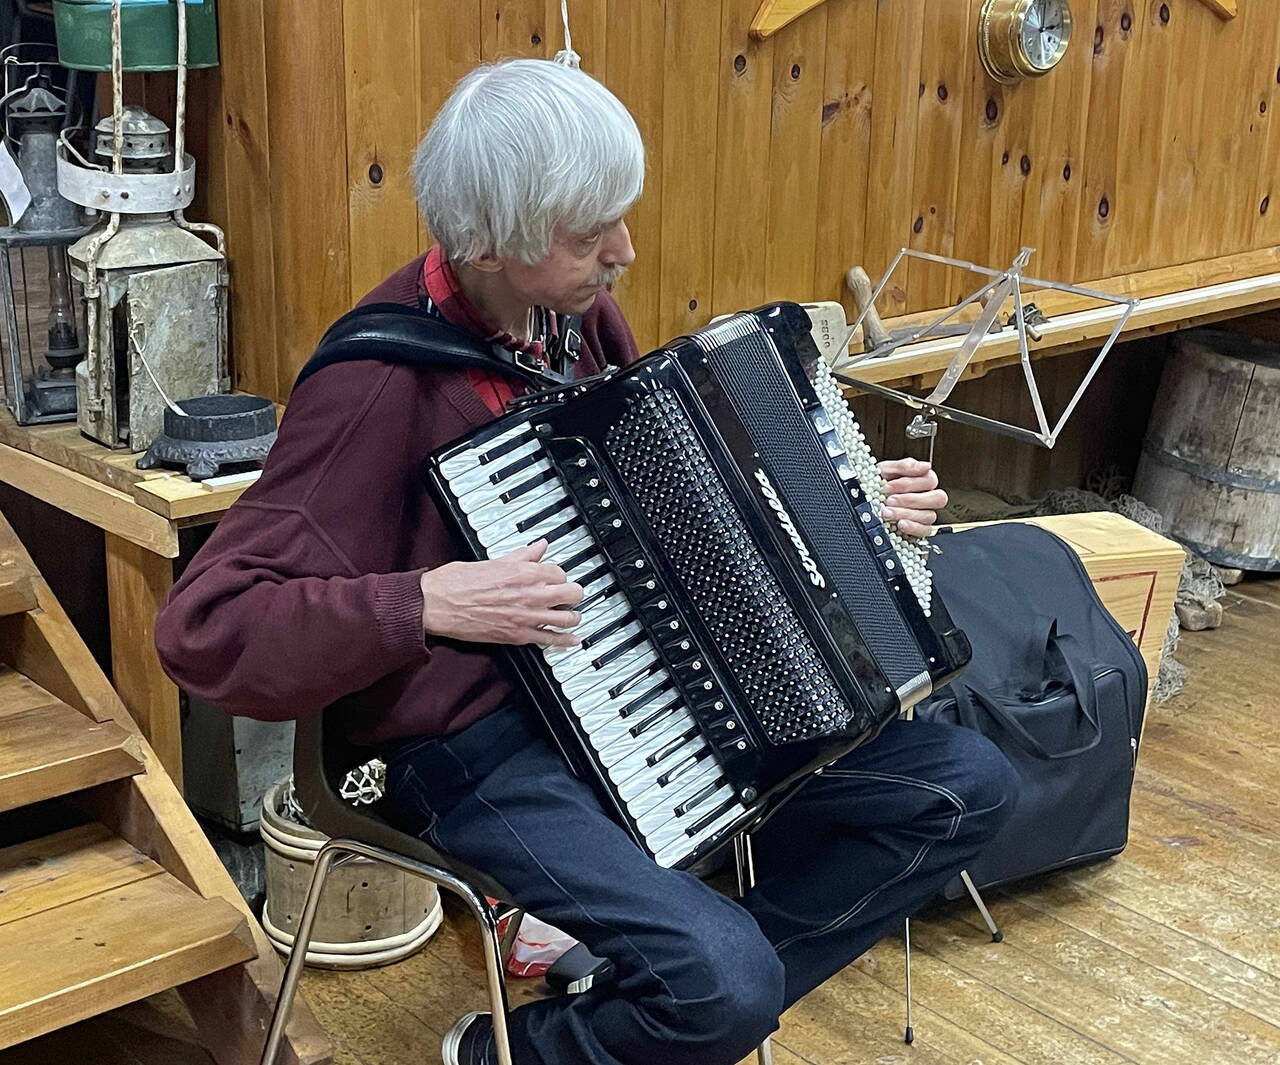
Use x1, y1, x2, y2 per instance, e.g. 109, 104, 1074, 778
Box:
154, 254, 640, 744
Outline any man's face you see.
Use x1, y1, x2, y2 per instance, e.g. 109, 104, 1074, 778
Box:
502, 219, 637, 315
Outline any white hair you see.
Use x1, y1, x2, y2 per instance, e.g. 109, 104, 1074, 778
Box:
413, 60, 645, 265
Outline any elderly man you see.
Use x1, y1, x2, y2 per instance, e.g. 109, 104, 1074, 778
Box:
157, 60, 1016, 1065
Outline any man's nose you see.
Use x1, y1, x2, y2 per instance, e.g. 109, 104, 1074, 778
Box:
603, 220, 636, 268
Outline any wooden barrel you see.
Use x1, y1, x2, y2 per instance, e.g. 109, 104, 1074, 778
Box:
1133, 329, 1280, 571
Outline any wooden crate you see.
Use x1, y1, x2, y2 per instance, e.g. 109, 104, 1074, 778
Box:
954, 512, 1184, 708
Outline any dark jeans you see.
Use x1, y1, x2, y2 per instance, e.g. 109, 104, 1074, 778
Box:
383, 707, 1018, 1065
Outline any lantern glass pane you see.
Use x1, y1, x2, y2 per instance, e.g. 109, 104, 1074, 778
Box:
0, 238, 87, 424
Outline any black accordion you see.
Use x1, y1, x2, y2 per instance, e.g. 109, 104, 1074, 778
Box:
425, 303, 970, 870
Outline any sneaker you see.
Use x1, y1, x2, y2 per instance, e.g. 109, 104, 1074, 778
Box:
442, 1011, 494, 1065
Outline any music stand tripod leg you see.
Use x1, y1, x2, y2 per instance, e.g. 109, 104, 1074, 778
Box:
959, 870, 1003, 942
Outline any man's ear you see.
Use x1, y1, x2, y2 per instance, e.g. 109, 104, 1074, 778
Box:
468, 251, 504, 275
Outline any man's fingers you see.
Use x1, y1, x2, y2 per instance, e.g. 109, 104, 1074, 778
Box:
884, 506, 939, 528
883, 471, 940, 496
531, 608, 583, 630
885, 489, 948, 512
522, 627, 581, 648
540, 581, 585, 607
893, 518, 937, 539
504, 539, 548, 562
878, 457, 932, 479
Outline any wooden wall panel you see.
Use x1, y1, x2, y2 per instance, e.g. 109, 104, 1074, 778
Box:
213, 2, 274, 398
763, 8, 827, 304
261, 1, 349, 395
908, 0, 977, 312
712, 0, 775, 317
344, 0, 422, 302
862, 0, 926, 316
657, 2, 722, 341
603, 1, 663, 349
199, 0, 1280, 402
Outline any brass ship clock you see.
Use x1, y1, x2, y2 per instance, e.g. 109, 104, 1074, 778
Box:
978, 0, 1073, 84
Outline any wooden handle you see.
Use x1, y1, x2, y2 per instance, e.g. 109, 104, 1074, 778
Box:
845, 266, 891, 351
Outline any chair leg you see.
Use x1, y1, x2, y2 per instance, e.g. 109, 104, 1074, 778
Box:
902, 917, 914, 1045
734, 834, 777, 1065
499, 907, 524, 967
959, 869, 1003, 942
258, 838, 516, 1065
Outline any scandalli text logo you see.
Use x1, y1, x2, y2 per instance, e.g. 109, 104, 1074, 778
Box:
753, 469, 826, 589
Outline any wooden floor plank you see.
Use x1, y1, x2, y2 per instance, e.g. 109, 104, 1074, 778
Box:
1010, 878, 1280, 1025
949, 899, 1280, 1065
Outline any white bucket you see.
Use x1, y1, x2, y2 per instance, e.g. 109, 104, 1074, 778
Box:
260, 779, 443, 970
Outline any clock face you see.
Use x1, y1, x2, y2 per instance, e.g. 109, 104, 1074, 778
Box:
1020, 0, 1071, 71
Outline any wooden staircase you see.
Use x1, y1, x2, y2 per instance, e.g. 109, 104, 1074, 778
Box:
0, 514, 330, 1063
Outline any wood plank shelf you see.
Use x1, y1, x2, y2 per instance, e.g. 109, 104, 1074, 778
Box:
0, 826, 255, 1050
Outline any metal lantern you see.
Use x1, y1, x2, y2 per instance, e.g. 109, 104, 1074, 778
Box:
0, 69, 92, 425
56, 0, 227, 451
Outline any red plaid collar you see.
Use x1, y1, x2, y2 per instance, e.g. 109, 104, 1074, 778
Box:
421, 246, 547, 367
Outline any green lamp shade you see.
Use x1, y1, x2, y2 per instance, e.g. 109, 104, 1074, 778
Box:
54, 0, 219, 72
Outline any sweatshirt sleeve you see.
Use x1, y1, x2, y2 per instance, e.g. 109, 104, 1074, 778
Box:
154, 365, 431, 722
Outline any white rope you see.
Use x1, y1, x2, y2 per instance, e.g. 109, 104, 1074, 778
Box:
553, 0, 581, 68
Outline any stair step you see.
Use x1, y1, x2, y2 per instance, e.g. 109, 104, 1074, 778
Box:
0, 670, 142, 813
0, 825, 256, 1049
0, 550, 37, 618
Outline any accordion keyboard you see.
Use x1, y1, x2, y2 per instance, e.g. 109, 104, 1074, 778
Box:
437, 421, 749, 868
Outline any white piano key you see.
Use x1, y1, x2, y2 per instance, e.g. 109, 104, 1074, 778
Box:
632, 765, 725, 835
457, 459, 556, 515
469, 482, 570, 536
446, 438, 546, 498
484, 512, 590, 557
551, 622, 646, 689
651, 799, 746, 868
438, 422, 534, 480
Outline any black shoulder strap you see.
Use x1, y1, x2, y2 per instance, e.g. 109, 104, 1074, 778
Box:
293, 302, 553, 393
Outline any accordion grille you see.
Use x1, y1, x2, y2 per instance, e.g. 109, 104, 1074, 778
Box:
606, 387, 863, 745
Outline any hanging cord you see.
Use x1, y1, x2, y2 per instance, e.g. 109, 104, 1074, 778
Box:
553, 0, 581, 68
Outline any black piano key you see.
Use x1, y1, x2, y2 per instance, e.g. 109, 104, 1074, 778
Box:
500, 468, 555, 504
646, 726, 699, 768
618, 680, 673, 719
576, 562, 610, 587
674, 778, 725, 818
516, 498, 569, 534
562, 545, 599, 572
592, 629, 647, 670
656, 747, 710, 788
581, 613, 633, 650
609, 661, 660, 700
479, 428, 535, 464
629, 699, 681, 737
578, 583, 620, 612
544, 515, 584, 544
490, 450, 540, 485
683, 791, 736, 837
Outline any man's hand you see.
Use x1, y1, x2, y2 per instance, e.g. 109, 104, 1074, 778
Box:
420, 540, 583, 647
877, 458, 948, 538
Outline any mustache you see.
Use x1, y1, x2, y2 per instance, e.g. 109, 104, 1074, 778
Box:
590, 264, 628, 291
